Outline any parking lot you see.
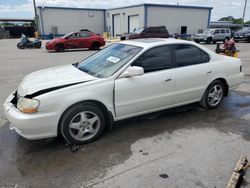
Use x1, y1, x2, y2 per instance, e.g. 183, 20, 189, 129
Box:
0, 39, 250, 188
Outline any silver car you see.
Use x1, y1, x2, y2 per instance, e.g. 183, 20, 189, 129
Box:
192, 28, 231, 44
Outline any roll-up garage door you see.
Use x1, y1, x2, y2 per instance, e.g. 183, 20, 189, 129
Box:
129, 15, 139, 33
113, 14, 121, 37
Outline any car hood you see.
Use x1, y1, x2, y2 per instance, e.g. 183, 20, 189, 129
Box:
235, 31, 246, 35
18, 65, 97, 97
47, 38, 63, 43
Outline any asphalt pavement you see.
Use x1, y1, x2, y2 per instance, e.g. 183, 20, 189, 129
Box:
0, 39, 250, 188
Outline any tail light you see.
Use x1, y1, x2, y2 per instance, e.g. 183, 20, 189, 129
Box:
240, 65, 242, 72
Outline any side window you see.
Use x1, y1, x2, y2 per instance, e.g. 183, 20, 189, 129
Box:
214, 30, 220, 34
173, 44, 210, 67
132, 45, 172, 73
68, 33, 80, 39
226, 29, 230, 33
80, 32, 91, 38
221, 29, 225, 34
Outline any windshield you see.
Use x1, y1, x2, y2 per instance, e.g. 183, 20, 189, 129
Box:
77, 43, 142, 78
242, 27, 250, 31
61, 32, 75, 39
133, 28, 144, 34
203, 29, 214, 34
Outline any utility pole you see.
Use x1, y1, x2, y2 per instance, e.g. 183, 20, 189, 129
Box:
33, 0, 39, 33
243, 0, 248, 24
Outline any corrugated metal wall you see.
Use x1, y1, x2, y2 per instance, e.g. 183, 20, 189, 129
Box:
146, 6, 210, 34
38, 8, 105, 35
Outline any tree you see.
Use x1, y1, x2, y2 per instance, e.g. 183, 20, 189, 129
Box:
218, 16, 244, 24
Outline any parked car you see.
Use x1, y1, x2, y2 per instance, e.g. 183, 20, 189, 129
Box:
234, 27, 250, 43
192, 28, 231, 44
4, 39, 243, 144
120, 26, 169, 40
45, 31, 105, 52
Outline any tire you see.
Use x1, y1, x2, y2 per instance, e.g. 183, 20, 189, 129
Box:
91, 42, 100, 50
248, 37, 250, 43
60, 102, 106, 144
206, 38, 212, 44
199, 80, 225, 109
55, 43, 65, 52
17, 43, 25, 49
194, 40, 200, 43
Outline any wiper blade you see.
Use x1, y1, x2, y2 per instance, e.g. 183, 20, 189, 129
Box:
72, 62, 79, 67
78, 66, 90, 73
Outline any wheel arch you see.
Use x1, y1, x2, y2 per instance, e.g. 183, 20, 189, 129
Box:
57, 100, 114, 136
210, 78, 229, 96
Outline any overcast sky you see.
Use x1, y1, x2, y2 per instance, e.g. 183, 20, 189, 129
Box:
0, 0, 249, 21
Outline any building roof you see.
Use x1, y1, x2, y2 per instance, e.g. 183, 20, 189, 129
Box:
0, 18, 34, 22
37, 3, 212, 12
210, 21, 243, 28
37, 6, 105, 11
106, 3, 213, 11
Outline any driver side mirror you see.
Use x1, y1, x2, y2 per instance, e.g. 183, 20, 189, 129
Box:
120, 66, 144, 78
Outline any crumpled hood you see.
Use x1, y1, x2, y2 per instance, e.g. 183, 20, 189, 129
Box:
47, 38, 63, 43
18, 64, 97, 97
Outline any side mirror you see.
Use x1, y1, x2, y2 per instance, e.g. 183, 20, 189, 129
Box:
120, 66, 144, 78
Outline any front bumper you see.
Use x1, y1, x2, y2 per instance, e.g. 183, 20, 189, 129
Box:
45, 43, 55, 51
192, 37, 206, 42
3, 92, 59, 140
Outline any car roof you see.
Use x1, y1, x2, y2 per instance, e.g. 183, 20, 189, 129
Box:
118, 38, 197, 48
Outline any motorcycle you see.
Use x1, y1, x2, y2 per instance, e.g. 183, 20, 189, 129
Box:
17, 34, 42, 49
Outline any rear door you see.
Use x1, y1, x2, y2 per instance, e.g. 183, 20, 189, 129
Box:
115, 45, 175, 118
79, 32, 92, 48
172, 44, 212, 104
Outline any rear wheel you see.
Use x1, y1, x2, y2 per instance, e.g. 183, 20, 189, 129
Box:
200, 80, 225, 109
60, 102, 106, 144
91, 42, 100, 50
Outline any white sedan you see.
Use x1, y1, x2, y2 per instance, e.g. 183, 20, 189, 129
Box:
3, 39, 243, 144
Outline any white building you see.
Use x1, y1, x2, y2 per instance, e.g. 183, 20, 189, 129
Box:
37, 6, 105, 36
37, 3, 212, 37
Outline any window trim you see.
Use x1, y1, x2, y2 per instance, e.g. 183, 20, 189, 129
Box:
130, 44, 174, 73
172, 44, 210, 68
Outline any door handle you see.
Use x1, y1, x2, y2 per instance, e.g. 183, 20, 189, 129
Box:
207, 71, 212, 74
164, 78, 172, 82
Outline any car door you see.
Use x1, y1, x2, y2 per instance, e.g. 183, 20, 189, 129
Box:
79, 32, 92, 48
213, 29, 220, 41
115, 45, 175, 118
172, 44, 212, 104
66, 33, 80, 48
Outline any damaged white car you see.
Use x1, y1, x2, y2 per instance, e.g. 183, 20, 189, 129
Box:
3, 39, 243, 144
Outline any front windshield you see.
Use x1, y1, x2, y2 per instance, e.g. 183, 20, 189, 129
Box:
133, 28, 144, 34
61, 32, 75, 38
77, 43, 142, 78
203, 29, 213, 34
242, 27, 250, 31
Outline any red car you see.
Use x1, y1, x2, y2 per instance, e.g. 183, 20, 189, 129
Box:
45, 31, 105, 52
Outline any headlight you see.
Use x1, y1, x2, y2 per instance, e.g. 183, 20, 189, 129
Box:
17, 96, 40, 114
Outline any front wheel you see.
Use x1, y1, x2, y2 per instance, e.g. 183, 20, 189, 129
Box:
199, 80, 225, 109
206, 38, 212, 44
60, 102, 106, 144
17, 43, 25, 49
